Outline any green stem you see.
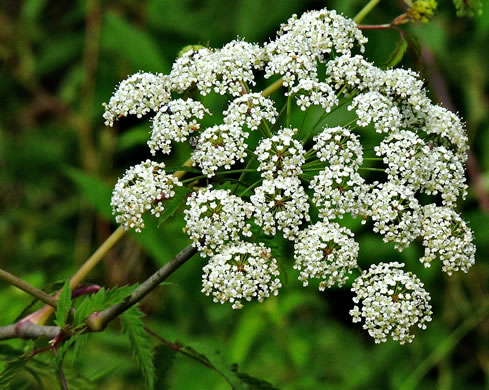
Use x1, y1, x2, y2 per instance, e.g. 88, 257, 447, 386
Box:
261, 78, 284, 97
239, 179, 263, 197
354, 0, 382, 24
87, 244, 197, 331
0, 268, 58, 308
286, 91, 293, 128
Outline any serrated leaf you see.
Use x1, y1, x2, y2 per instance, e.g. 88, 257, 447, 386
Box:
74, 285, 137, 326
55, 281, 72, 329
0, 356, 29, 390
65, 167, 113, 219
182, 343, 245, 390
153, 345, 176, 390
383, 38, 408, 69
121, 307, 155, 390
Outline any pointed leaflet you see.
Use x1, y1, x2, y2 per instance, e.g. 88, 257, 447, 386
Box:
73, 285, 137, 327
55, 281, 72, 329
121, 307, 155, 390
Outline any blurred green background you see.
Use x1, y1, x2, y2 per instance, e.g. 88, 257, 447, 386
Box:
1, 0, 489, 389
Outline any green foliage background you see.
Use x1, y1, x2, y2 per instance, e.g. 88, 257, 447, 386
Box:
1, 0, 489, 388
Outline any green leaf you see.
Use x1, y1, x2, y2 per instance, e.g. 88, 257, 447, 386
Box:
55, 281, 72, 329
74, 285, 137, 326
383, 38, 408, 69
65, 167, 114, 220
101, 11, 169, 73
153, 345, 176, 390
0, 356, 29, 390
121, 307, 155, 390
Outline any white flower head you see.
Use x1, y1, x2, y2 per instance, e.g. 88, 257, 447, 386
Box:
265, 9, 367, 86
192, 124, 248, 177
251, 177, 310, 240
149, 98, 210, 155
294, 221, 359, 290
289, 78, 338, 112
365, 182, 422, 251
350, 262, 433, 344
202, 242, 282, 309
349, 91, 402, 133
255, 127, 305, 179
312, 126, 363, 168
184, 186, 254, 257
310, 166, 366, 221
223, 93, 278, 131
420, 205, 475, 274
170, 40, 265, 96
103, 72, 171, 126
111, 160, 182, 232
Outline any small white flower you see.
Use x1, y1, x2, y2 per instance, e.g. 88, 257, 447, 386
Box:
265, 9, 367, 86
420, 205, 475, 274
251, 177, 310, 240
312, 126, 363, 168
184, 186, 254, 257
103, 72, 171, 126
111, 160, 182, 232
294, 221, 359, 290
201, 242, 282, 309
223, 93, 278, 131
349, 91, 402, 133
255, 127, 305, 179
289, 78, 338, 112
310, 166, 366, 220
149, 98, 210, 155
365, 182, 422, 251
192, 124, 248, 177
350, 262, 432, 344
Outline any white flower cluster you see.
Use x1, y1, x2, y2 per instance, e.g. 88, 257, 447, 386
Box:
350, 262, 433, 344
104, 7, 475, 340
103, 72, 170, 126
170, 40, 265, 96
290, 79, 338, 112
201, 242, 282, 309
110, 160, 182, 232
223, 93, 278, 131
294, 221, 359, 290
255, 127, 305, 179
148, 99, 209, 155
420, 205, 476, 274
310, 126, 366, 220
251, 177, 310, 240
191, 124, 248, 177
184, 186, 253, 257
365, 182, 422, 251
264, 9, 367, 86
